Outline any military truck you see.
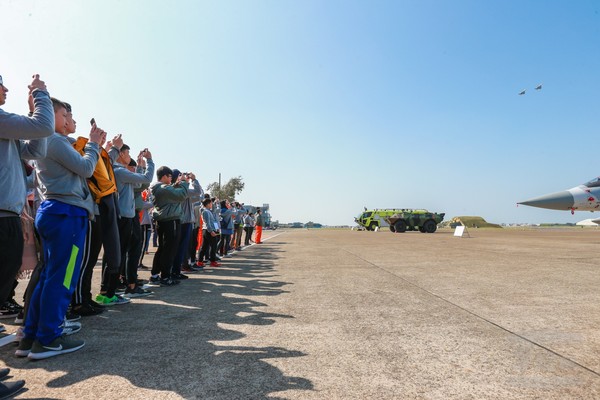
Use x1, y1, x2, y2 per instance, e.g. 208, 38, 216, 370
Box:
386, 210, 445, 233
355, 208, 422, 231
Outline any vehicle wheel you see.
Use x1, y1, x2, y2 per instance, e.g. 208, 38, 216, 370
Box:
368, 222, 377, 231
394, 220, 407, 233
389, 225, 396, 232
423, 220, 437, 233
418, 226, 426, 233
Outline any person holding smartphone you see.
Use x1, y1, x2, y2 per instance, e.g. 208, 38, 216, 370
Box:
0, 72, 52, 396
149, 166, 188, 286
19, 96, 103, 360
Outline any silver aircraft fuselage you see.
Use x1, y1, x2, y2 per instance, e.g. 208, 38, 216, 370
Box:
518, 177, 600, 214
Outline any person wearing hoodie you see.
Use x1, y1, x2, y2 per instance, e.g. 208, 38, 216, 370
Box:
99, 145, 154, 301
0, 73, 52, 397
70, 116, 122, 317
218, 199, 235, 257
150, 166, 188, 286
232, 202, 245, 251
243, 212, 255, 246
171, 170, 202, 278
196, 198, 222, 268
19, 97, 104, 360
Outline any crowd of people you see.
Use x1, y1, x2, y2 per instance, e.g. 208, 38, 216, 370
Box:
0, 74, 267, 398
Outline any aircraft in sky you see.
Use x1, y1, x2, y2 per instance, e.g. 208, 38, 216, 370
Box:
518, 177, 600, 214
518, 84, 542, 95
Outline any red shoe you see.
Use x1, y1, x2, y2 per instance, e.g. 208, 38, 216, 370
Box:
210, 261, 222, 267
195, 261, 205, 267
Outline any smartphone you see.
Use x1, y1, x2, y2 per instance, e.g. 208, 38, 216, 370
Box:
90, 118, 96, 126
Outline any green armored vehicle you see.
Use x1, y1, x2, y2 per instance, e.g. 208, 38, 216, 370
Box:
386, 210, 445, 233
355, 208, 408, 231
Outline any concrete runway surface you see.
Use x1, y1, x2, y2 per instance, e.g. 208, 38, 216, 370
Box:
2, 227, 600, 399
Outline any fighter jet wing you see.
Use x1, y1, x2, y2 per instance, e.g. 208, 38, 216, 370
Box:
518, 90, 526, 95
535, 84, 542, 90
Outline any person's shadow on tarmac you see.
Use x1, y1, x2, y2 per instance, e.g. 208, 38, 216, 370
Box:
1, 240, 313, 399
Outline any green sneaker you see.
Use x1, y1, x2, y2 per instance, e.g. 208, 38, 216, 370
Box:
95, 294, 111, 304
15, 337, 34, 357
27, 336, 85, 360
96, 294, 130, 306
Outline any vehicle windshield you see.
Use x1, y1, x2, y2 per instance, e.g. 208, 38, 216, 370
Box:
361, 212, 372, 219
584, 177, 600, 188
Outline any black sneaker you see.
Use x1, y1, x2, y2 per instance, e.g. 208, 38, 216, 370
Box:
0, 304, 19, 320
0, 379, 25, 399
159, 278, 179, 286
6, 299, 23, 311
28, 336, 85, 360
88, 299, 106, 309
0, 309, 19, 320
149, 275, 161, 284
73, 303, 104, 317
172, 273, 189, 280
65, 310, 81, 322
123, 286, 153, 298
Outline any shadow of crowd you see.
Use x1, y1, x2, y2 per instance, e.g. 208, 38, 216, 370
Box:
1, 239, 313, 399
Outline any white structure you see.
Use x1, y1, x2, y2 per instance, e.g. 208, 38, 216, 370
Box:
576, 218, 600, 226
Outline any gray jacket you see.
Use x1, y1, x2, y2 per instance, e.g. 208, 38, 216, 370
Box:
234, 208, 245, 225
243, 215, 255, 228
36, 133, 100, 218
202, 207, 219, 233
151, 181, 188, 222
219, 207, 235, 231
113, 160, 154, 218
0, 89, 54, 215
180, 179, 202, 224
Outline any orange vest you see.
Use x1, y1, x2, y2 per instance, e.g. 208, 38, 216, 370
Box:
72, 137, 117, 203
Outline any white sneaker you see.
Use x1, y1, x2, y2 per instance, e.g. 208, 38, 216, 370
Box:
60, 320, 82, 336
0, 332, 17, 347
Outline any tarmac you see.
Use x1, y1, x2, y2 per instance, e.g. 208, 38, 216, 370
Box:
2, 227, 600, 399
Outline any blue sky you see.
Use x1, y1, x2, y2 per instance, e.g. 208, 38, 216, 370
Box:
2, 1, 600, 225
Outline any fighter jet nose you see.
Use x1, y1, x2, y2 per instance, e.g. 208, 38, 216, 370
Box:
518, 191, 574, 210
